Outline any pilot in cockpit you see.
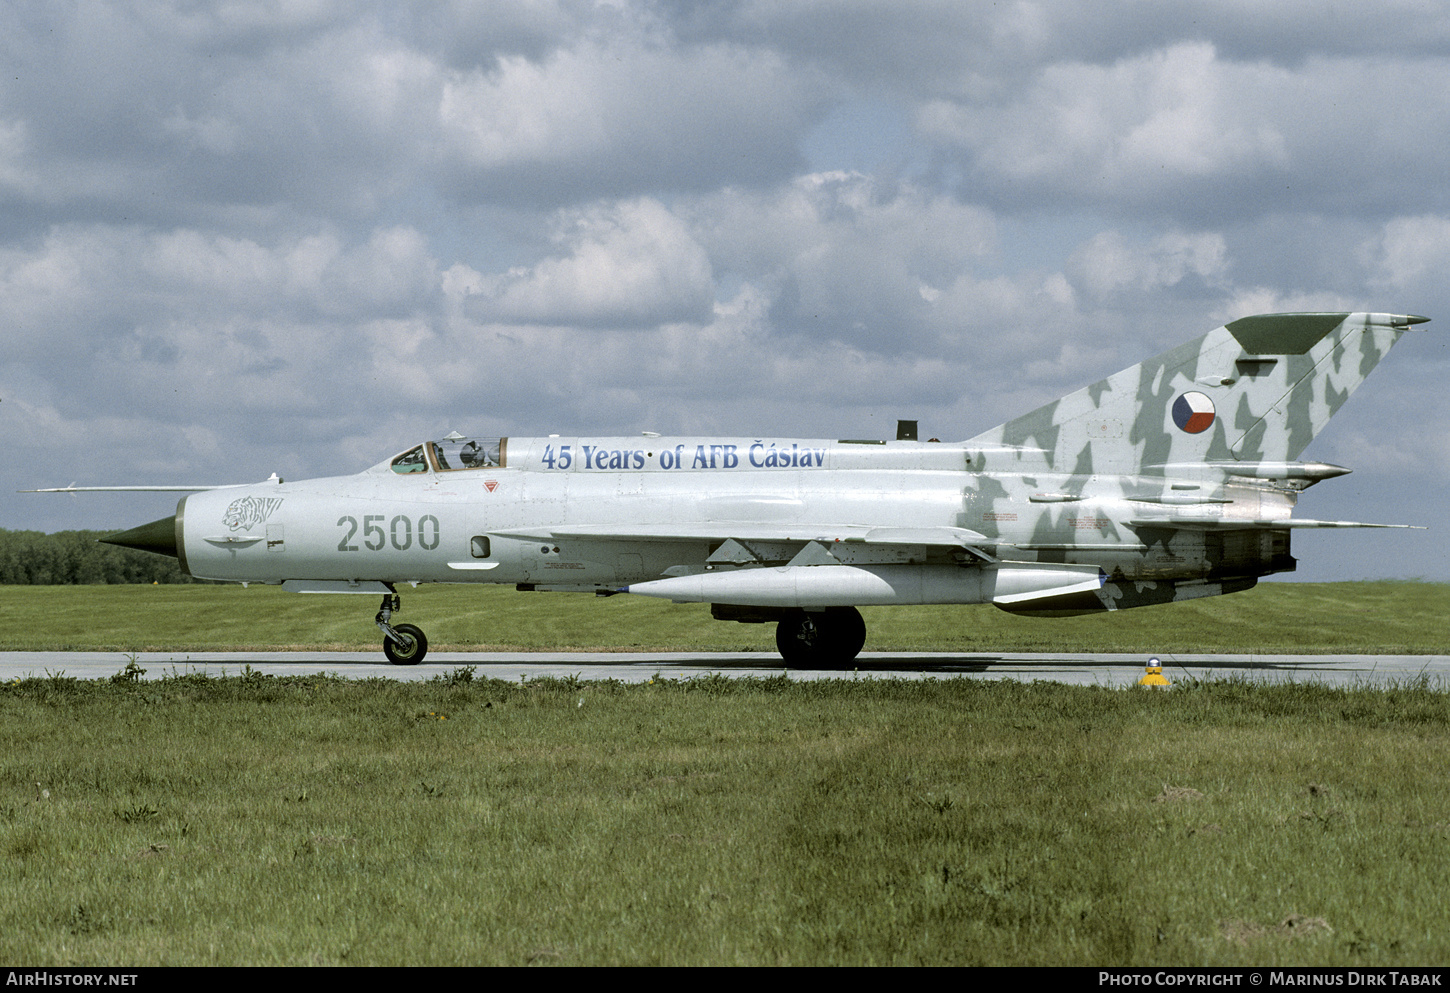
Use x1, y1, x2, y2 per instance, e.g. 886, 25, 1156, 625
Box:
460, 440, 499, 467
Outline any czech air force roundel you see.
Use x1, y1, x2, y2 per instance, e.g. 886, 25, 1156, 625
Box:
1171, 391, 1216, 434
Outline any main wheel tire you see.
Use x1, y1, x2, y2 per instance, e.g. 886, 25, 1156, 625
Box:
384, 623, 428, 665
832, 606, 867, 662
774, 611, 814, 665
774, 607, 865, 668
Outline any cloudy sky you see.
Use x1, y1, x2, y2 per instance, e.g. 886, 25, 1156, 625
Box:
5, 0, 1450, 582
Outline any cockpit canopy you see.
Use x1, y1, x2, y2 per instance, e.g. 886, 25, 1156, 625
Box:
390, 437, 506, 474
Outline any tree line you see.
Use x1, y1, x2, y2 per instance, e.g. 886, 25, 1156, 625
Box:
0, 529, 201, 585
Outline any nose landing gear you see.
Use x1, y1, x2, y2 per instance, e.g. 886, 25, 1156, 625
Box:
376, 592, 429, 665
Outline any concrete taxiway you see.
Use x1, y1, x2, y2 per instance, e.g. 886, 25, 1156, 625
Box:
3, 651, 1447, 688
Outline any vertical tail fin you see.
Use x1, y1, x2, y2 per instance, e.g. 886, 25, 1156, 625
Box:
968, 312, 1429, 474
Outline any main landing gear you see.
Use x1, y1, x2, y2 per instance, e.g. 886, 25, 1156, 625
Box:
377, 592, 429, 665
774, 607, 866, 669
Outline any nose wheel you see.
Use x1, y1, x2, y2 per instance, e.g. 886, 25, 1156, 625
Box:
377, 593, 429, 665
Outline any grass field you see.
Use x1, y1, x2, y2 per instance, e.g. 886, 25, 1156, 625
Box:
2, 579, 1449, 654
2, 669, 1448, 966
3, 580, 1447, 966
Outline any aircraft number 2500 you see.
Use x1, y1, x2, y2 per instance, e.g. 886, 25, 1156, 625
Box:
337, 515, 441, 552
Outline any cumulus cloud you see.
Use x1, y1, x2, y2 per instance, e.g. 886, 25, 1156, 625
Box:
915, 38, 1450, 224
918, 43, 1294, 204
0, 223, 439, 343
436, 36, 829, 200
1363, 215, 1450, 291
1067, 229, 1230, 301
691, 172, 1000, 349
3, 0, 1450, 580
464, 198, 713, 327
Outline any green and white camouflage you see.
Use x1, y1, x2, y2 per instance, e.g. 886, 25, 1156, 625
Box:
961, 311, 1428, 612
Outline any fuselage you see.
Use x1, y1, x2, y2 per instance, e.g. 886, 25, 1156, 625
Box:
174, 433, 1298, 598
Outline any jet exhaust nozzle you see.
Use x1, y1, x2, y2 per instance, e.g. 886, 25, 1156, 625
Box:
101, 514, 180, 559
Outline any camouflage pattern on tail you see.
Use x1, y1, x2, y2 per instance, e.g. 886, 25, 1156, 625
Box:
969, 312, 1429, 476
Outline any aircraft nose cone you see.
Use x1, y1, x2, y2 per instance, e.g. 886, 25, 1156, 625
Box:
101, 514, 179, 559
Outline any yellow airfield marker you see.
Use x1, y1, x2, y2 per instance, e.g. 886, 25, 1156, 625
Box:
1138, 657, 1171, 687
